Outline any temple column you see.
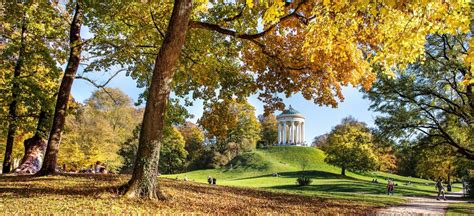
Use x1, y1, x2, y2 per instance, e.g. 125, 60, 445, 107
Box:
277, 123, 281, 145
290, 121, 294, 144
301, 122, 305, 146
291, 121, 296, 144
295, 121, 299, 144
280, 123, 284, 145
282, 121, 287, 145
288, 121, 293, 144
298, 122, 302, 144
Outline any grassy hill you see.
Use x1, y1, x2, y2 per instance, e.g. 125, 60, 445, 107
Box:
165, 146, 459, 206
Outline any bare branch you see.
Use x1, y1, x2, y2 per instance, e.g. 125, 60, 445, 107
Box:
150, 10, 165, 38
75, 69, 125, 104
189, 0, 306, 40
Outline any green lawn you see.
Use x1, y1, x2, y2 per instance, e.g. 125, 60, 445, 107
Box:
164, 147, 462, 206
446, 202, 474, 216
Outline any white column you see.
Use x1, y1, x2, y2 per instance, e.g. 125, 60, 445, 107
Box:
280, 123, 284, 145
283, 122, 287, 145
301, 122, 305, 146
296, 121, 299, 145
290, 121, 295, 143
277, 123, 281, 145
287, 122, 290, 145
294, 121, 297, 144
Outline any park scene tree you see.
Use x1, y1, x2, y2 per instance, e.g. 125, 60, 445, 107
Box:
0, 0, 473, 214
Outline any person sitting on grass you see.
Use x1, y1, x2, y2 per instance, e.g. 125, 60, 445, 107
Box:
436, 178, 447, 200
387, 179, 395, 195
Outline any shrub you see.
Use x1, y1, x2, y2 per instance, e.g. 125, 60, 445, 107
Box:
467, 176, 474, 198
296, 176, 312, 186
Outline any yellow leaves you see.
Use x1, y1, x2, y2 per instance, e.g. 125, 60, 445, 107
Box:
303, 0, 471, 79
463, 37, 474, 74
246, 0, 254, 8
194, 0, 209, 13
262, 0, 285, 25
322, 0, 331, 7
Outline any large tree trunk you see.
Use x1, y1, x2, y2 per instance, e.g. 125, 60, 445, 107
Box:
2, 16, 27, 174
36, 2, 83, 176
122, 0, 192, 199
14, 111, 49, 174
14, 135, 47, 174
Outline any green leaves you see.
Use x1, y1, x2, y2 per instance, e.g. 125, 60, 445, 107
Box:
365, 34, 473, 161
322, 117, 379, 174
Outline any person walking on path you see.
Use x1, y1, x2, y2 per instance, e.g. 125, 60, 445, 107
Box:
435, 178, 447, 200
387, 179, 395, 195
207, 176, 212, 184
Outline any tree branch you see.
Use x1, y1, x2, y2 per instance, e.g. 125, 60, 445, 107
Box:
75, 69, 125, 104
189, 0, 306, 40
150, 10, 165, 38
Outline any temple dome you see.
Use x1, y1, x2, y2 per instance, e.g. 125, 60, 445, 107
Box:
277, 105, 304, 118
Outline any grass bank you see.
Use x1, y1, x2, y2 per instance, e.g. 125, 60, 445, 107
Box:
165, 147, 462, 206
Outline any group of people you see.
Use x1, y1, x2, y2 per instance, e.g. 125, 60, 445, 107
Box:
62, 161, 109, 174
382, 177, 449, 201
207, 176, 217, 185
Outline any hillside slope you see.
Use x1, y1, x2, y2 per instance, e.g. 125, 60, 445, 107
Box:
167, 147, 455, 205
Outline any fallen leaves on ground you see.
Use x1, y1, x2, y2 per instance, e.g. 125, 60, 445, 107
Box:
0, 174, 376, 214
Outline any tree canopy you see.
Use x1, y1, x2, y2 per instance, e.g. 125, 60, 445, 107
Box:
321, 117, 379, 176
365, 34, 473, 160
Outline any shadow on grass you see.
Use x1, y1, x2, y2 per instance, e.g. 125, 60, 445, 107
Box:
267, 180, 436, 196
0, 173, 124, 197
231, 170, 357, 181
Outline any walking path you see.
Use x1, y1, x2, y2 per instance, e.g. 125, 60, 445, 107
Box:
376, 191, 468, 216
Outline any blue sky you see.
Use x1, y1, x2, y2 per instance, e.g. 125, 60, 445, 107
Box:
71, 70, 377, 144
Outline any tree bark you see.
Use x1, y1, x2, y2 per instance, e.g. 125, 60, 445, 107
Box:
2, 15, 27, 174
36, 2, 83, 176
123, 0, 193, 199
14, 111, 49, 174
14, 135, 47, 174
466, 18, 474, 124
341, 167, 346, 176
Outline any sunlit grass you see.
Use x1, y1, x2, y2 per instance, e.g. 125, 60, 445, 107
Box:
165, 146, 461, 206
446, 202, 474, 216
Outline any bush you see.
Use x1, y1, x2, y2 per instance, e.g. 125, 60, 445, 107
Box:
296, 176, 312, 186
467, 176, 474, 198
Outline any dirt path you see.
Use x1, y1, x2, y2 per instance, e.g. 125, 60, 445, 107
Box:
376, 191, 467, 216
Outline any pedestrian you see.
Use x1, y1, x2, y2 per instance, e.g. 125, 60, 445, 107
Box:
387, 179, 395, 195
207, 176, 212, 184
436, 178, 447, 200
212, 177, 216, 185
